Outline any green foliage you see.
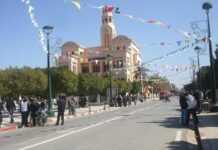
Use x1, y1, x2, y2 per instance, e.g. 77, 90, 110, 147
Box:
131, 81, 141, 94
78, 74, 107, 96
52, 67, 78, 96
0, 67, 47, 97
114, 80, 130, 94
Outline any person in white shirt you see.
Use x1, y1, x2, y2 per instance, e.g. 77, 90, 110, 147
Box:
20, 97, 29, 127
186, 91, 198, 125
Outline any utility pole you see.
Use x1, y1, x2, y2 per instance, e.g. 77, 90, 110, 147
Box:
43, 25, 54, 116
194, 46, 202, 90
202, 2, 217, 105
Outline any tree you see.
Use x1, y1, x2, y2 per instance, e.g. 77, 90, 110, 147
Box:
52, 67, 78, 96
77, 74, 107, 96
0, 67, 47, 98
131, 81, 141, 94
114, 80, 130, 95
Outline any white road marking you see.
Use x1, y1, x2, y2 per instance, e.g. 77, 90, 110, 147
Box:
18, 104, 160, 150
18, 116, 123, 150
175, 130, 183, 141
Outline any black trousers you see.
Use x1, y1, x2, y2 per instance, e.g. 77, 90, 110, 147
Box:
21, 112, 28, 127
56, 111, 64, 125
8, 110, 14, 123
31, 113, 37, 126
187, 109, 199, 125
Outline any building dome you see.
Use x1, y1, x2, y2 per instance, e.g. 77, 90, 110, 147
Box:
111, 35, 136, 51
112, 35, 133, 45
62, 41, 80, 56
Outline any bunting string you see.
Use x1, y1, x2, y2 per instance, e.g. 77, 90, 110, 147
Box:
143, 37, 207, 65
21, 0, 47, 53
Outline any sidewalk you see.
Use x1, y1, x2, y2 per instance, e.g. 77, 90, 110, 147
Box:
0, 105, 117, 132
185, 112, 218, 150
0, 97, 158, 133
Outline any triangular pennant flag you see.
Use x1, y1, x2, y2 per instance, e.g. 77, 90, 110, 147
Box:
115, 7, 120, 14
71, 0, 81, 10
176, 41, 182, 46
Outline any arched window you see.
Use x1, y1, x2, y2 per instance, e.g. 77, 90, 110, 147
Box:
109, 17, 112, 22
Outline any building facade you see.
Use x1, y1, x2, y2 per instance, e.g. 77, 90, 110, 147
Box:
58, 5, 141, 82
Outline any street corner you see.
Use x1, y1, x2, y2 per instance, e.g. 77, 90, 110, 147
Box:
184, 127, 212, 150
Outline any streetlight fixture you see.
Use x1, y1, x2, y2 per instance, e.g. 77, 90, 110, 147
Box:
202, 1, 217, 105
194, 46, 202, 90
107, 54, 113, 107
43, 25, 54, 116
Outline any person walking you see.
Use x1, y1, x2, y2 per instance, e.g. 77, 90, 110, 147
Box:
123, 93, 128, 107
127, 94, 131, 106
56, 95, 66, 126
186, 91, 198, 126
179, 92, 188, 126
6, 98, 16, 123
68, 97, 76, 116
20, 97, 29, 127
132, 94, 137, 105
117, 94, 122, 107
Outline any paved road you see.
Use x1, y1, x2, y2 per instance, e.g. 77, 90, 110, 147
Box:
0, 97, 187, 150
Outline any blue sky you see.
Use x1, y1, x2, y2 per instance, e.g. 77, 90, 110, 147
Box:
0, 0, 217, 88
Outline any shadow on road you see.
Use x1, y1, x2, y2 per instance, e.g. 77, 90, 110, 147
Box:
167, 141, 196, 150
137, 116, 183, 129
198, 114, 218, 128
167, 138, 218, 150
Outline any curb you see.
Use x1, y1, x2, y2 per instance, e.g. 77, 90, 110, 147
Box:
0, 124, 17, 132
46, 107, 119, 125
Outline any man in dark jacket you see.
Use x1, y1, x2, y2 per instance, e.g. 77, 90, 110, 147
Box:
56, 95, 66, 126
6, 98, 16, 123
29, 99, 39, 126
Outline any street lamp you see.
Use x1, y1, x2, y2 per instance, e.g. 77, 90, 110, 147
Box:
43, 25, 54, 116
107, 54, 113, 107
202, 1, 217, 105
194, 46, 202, 90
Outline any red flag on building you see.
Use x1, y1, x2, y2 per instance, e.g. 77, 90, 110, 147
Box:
105, 5, 114, 12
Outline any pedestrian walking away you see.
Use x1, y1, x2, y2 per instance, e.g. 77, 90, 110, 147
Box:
186, 91, 198, 126
56, 95, 66, 126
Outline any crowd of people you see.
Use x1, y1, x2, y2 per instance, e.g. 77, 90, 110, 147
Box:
179, 90, 203, 126
0, 93, 144, 128
112, 93, 144, 107
0, 97, 48, 128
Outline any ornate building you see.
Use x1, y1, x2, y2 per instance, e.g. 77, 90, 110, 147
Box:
58, 5, 141, 82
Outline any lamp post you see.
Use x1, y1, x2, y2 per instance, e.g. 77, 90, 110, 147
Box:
43, 25, 54, 116
202, 2, 217, 104
107, 54, 113, 107
194, 46, 202, 90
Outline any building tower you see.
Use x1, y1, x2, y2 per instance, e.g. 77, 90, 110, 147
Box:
101, 5, 117, 48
